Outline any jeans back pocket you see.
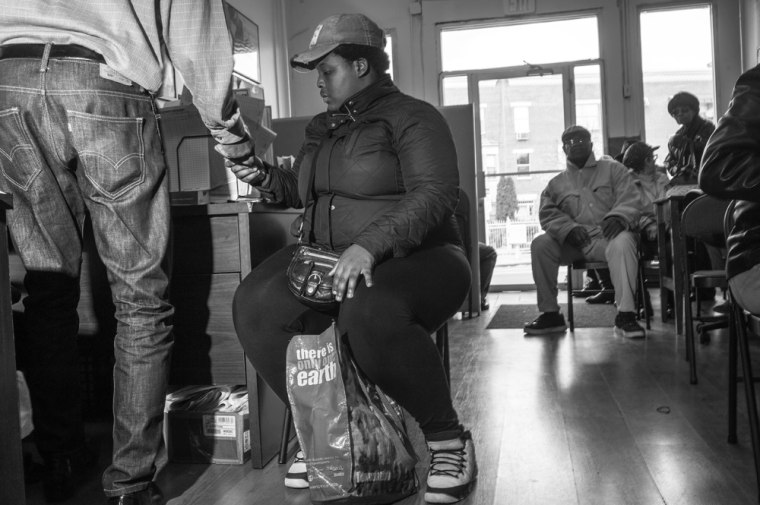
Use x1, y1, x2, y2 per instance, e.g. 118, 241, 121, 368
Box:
0, 108, 44, 191
68, 111, 145, 200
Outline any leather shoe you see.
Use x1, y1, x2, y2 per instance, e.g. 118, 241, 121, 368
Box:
481, 296, 490, 311
43, 446, 97, 502
107, 483, 163, 504
585, 290, 615, 304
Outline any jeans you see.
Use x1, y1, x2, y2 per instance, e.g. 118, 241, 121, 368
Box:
0, 53, 173, 497
233, 243, 470, 442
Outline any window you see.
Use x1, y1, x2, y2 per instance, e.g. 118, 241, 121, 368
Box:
575, 101, 600, 133
515, 151, 531, 178
639, 6, 715, 148
513, 104, 530, 140
440, 16, 599, 72
384, 31, 396, 81
442, 75, 469, 105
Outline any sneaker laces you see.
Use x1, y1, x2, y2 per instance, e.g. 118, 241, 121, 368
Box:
429, 445, 466, 478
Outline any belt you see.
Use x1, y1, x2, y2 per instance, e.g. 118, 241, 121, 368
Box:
0, 44, 105, 63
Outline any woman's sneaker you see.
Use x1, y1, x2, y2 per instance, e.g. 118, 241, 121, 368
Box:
284, 450, 308, 489
425, 430, 477, 503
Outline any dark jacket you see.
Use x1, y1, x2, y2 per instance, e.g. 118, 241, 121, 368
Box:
666, 115, 715, 185
699, 63, 760, 280
261, 76, 461, 262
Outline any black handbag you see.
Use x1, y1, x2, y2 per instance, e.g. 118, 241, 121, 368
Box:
286, 143, 340, 311
286, 245, 340, 311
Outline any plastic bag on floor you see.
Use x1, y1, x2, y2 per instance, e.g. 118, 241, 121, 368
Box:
286, 322, 418, 504
17, 370, 33, 438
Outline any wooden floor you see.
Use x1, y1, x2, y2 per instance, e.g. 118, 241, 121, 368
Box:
24, 290, 760, 505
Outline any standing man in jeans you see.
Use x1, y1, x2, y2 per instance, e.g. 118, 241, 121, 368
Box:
0, 1, 255, 503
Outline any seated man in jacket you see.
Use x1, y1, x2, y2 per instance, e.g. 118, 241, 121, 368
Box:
525, 125, 645, 338
699, 63, 760, 316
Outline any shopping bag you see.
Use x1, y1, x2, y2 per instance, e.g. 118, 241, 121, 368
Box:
286, 322, 418, 504
17, 370, 33, 439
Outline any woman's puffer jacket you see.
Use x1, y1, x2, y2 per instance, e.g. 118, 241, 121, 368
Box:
263, 76, 462, 262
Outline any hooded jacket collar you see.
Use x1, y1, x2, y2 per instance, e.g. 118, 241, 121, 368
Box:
327, 75, 397, 129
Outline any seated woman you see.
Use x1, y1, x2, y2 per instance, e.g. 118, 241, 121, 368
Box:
229, 13, 476, 504
621, 141, 669, 252
621, 141, 669, 315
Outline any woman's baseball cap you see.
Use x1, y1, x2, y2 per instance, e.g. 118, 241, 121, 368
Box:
290, 13, 385, 71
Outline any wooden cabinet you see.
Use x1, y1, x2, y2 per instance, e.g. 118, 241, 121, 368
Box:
170, 201, 300, 468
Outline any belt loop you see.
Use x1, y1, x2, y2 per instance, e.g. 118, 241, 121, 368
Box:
39, 43, 52, 73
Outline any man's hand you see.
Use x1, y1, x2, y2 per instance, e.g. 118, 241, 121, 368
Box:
566, 227, 591, 249
329, 244, 375, 302
601, 216, 627, 240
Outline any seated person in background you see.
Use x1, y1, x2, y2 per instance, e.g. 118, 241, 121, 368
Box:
613, 139, 637, 163
622, 141, 670, 316
479, 242, 497, 311
664, 91, 716, 186
699, 63, 760, 315
524, 125, 645, 338
229, 13, 476, 503
580, 139, 640, 305
622, 142, 669, 248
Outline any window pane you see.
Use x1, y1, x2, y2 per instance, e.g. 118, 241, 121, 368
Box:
640, 6, 715, 148
574, 65, 605, 154
441, 17, 599, 72
384, 33, 394, 81
442, 75, 469, 105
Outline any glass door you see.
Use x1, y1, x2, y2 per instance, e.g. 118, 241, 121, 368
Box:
473, 64, 606, 289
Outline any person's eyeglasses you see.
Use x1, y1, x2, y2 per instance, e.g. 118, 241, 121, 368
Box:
564, 137, 589, 147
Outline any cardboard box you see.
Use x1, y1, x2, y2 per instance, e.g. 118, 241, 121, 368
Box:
165, 408, 251, 465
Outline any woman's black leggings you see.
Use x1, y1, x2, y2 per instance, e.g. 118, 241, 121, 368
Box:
232, 242, 471, 441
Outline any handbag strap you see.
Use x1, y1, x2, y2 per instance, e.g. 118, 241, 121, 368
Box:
301, 143, 325, 244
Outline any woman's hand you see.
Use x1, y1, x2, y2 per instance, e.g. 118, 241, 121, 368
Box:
329, 244, 374, 302
228, 155, 268, 185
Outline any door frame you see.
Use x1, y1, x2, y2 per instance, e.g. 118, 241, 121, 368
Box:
441, 59, 608, 291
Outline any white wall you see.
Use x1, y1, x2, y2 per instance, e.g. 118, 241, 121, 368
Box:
280, 0, 742, 141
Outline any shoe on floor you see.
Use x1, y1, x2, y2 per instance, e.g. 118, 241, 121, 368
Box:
43, 445, 98, 502
284, 450, 308, 489
481, 296, 490, 311
106, 483, 163, 504
614, 311, 646, 339
572, 278, 601, 298
713, 300, 729, 314
585, 290, 615, 304
425, 430, 478, 503
524, 312, 567, 335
